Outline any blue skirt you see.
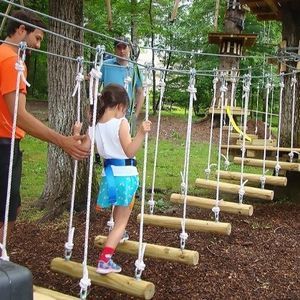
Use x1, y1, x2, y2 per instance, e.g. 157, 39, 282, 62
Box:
96, 175, 139, 209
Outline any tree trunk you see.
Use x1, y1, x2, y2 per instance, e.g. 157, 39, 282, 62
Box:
281, 5, 300, 148
215, 3, 245, 108
40, 0, 91, 220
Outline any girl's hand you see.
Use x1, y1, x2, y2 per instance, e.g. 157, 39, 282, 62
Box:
138, 120, 152, 135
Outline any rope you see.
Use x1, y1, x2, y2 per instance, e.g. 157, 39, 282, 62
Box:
180, 69, 197, 250
261, 76, 272, 189
205, 71, 218, 180
148, 71, 166, 214
275, 74, 285, 176
0, 42, 30, 261
239, 73, 252, 204
135, 65, 151, 280
213, 74, 227, 222
254, 83, 260, 135
224, 70, 238, 170
288, 72, 298, 162
64, 56, 84, 260
268, 78, 275, 141
79, 45, 104, 300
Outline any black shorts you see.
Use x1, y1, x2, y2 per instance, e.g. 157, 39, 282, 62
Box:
0, 139, 22, 222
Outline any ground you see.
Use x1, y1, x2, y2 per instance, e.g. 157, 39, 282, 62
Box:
9, 101, 300, 299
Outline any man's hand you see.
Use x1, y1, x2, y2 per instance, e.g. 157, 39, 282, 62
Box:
61, 135, 90, 160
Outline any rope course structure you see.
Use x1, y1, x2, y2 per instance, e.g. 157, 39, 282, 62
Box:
1, 1, 299, 299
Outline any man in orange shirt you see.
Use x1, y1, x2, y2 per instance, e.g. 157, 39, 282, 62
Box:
0, 10, 90, 244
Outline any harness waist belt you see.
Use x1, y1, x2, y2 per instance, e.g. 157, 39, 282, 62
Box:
104, 158, 137, 167
0, 138, 20, 145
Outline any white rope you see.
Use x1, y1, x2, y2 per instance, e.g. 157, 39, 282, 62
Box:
261, 76, 272, 189
254, 83, 260, 135
148, 71, 166, 214
64, 56, 84, 260
275, 74, 285, 176
288, 72, 297, 162
205, 71, 218, 180
224, 70, 237, 170
79, 45, 104, 300
0, 42, 29, 261
179, 69, 196, 250
239, 73, 252, 204
213, 74, 227, 221
135, 65, 151, 280
268, 79, 275, 141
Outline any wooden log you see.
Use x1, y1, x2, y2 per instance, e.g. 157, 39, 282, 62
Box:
33, 286, 78, 300
231, 132, 258, 139
50, 258, 155, 300
170, 193, 253, 216
209, 107, 250, 115
221, 144, 300, 153
137, 214, 231, 235
94, 235, 199, 266
216, 170, 287, 186
195, 178, 274, 201
251, 139, 277, 146
233, 157, 300, 172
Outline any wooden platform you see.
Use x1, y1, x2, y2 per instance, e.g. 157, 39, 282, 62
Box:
33, 286, 78, 300
137, 214, 231, 235
94, 235, 199, 265
51, 258, 155, 299
216, 170, 287, 186
195, 178, 274, 200
233, 157, 300, 172
170, 193, 253, 216
221, 144, 300, 152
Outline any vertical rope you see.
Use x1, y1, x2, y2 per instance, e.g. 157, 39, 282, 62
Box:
275, 74, 284, 176
213, 73, 227, 222
79, 45, 104, 300
135, 65, 151, 280
0, 42, 29, 261
254, 83, 260, 135
148, 70, 166, 214
268, 78, 275, 141
224, 69, 237, 170
65, 56, 84, 260
180, 69, 197, 250
205, 70, 218, 180
260, 75, 271, 189
288, 71, 297, 162
238, 73, 251, 204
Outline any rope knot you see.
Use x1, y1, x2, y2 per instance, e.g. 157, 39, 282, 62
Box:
89, 68, 102, 80
187, 86, 197, 94
220, 85, 227, 93
15, 61, 25, 72
75, 73, 84, 82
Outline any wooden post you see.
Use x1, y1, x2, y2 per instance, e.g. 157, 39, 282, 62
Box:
94, 235, 199, 266
104, 0, 112, 31
233, 157, 300, 171
170, 193, 253, 216
195, 178, 274, 200
280, 40, 287, 72
51, 258, 155, 300
216, 170, 287, 186
33, 286, 78, 300
214, 0, 221, 31
297, 40, 300, 70
137, 214, 231, 235
170, 0, 180, 22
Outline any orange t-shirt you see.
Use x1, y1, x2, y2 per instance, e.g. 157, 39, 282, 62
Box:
0, 43, 27, 139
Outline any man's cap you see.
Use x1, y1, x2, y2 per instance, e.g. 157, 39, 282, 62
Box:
114, 36, 130, 47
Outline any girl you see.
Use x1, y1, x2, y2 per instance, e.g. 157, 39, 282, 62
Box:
92, 83, 151, 274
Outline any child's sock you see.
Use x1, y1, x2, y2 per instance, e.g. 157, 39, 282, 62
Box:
98, 246, 115, 263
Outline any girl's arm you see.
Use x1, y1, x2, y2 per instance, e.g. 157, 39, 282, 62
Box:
119, 119, 151, 158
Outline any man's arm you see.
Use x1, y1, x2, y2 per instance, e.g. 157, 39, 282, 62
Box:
4, 92, 90, 160
134, 86, 144, 118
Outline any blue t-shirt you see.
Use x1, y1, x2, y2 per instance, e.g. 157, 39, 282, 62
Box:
101, 58, 142, 113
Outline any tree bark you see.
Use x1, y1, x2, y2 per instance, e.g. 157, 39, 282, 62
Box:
40, 0, 92, 220
281, 5, 300, 147
215, 3, 245, 108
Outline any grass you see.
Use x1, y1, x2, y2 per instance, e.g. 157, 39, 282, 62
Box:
19, 128, 267, 220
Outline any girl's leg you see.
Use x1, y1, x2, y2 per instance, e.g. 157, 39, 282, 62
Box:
105, 205, 132, 249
